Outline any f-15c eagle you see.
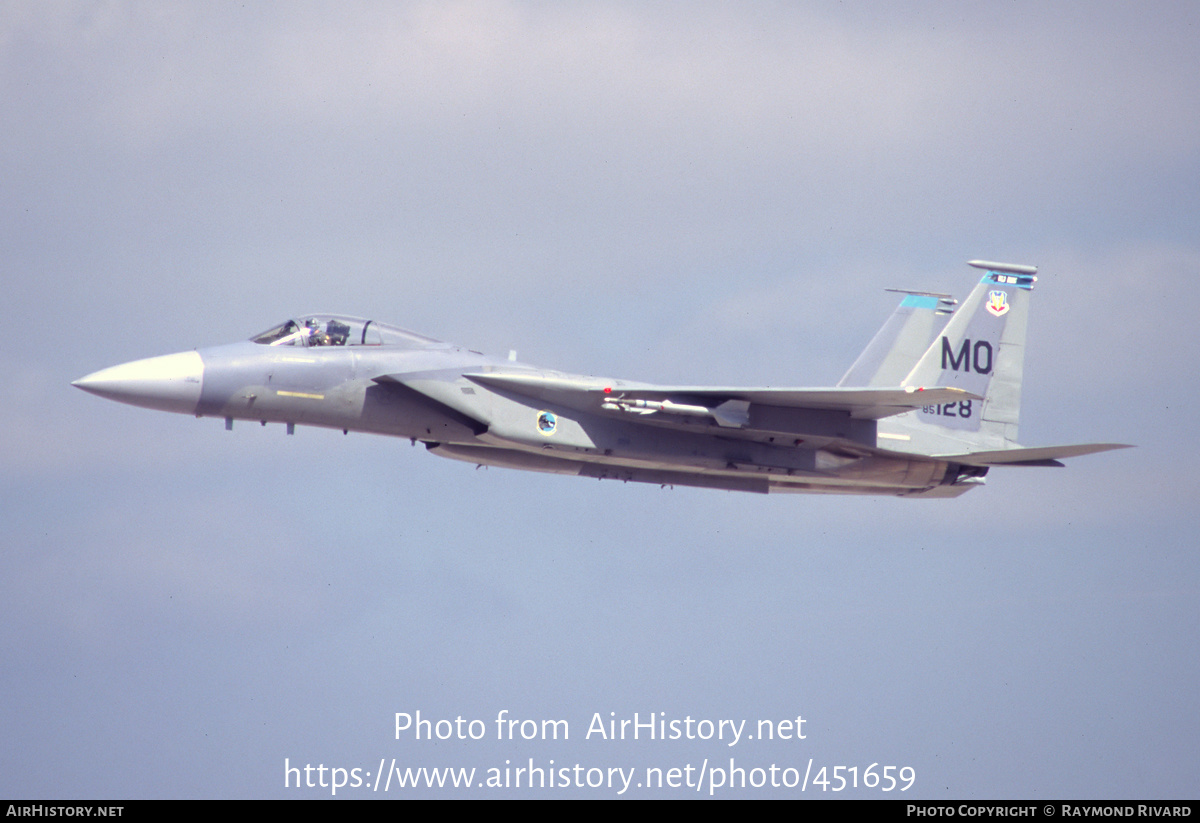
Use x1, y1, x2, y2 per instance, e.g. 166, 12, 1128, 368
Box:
74, 260, 1128, 497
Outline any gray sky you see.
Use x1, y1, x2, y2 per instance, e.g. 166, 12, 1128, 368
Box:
2, 1, 1196, 798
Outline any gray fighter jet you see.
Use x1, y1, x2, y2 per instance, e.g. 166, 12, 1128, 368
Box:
73, 261, 1128, 497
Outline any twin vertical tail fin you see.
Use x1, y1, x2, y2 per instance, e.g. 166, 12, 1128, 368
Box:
848, 260, 1129, 465
837, 290, 958, 388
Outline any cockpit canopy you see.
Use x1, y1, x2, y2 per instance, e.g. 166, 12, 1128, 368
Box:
251, 315, 438, 348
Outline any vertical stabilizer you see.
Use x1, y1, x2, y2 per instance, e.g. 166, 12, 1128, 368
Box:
880, 261, 1038, 455
838, 290, 957, 387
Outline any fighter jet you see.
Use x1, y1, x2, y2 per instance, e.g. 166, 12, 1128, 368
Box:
73, 260, 1128, 497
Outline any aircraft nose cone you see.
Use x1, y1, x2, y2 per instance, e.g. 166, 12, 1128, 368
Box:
73, 350, 204, 415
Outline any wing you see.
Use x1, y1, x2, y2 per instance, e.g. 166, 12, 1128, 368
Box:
463, 372, 980, 423
384, 370, 1128, 468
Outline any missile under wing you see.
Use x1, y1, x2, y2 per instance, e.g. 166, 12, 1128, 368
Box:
73, 262, 1129, 497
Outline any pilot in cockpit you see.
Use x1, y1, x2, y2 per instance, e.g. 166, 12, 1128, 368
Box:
304, 318, 326, 346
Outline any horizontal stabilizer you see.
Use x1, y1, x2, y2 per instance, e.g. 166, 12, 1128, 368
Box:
937, 443, 1132, 467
